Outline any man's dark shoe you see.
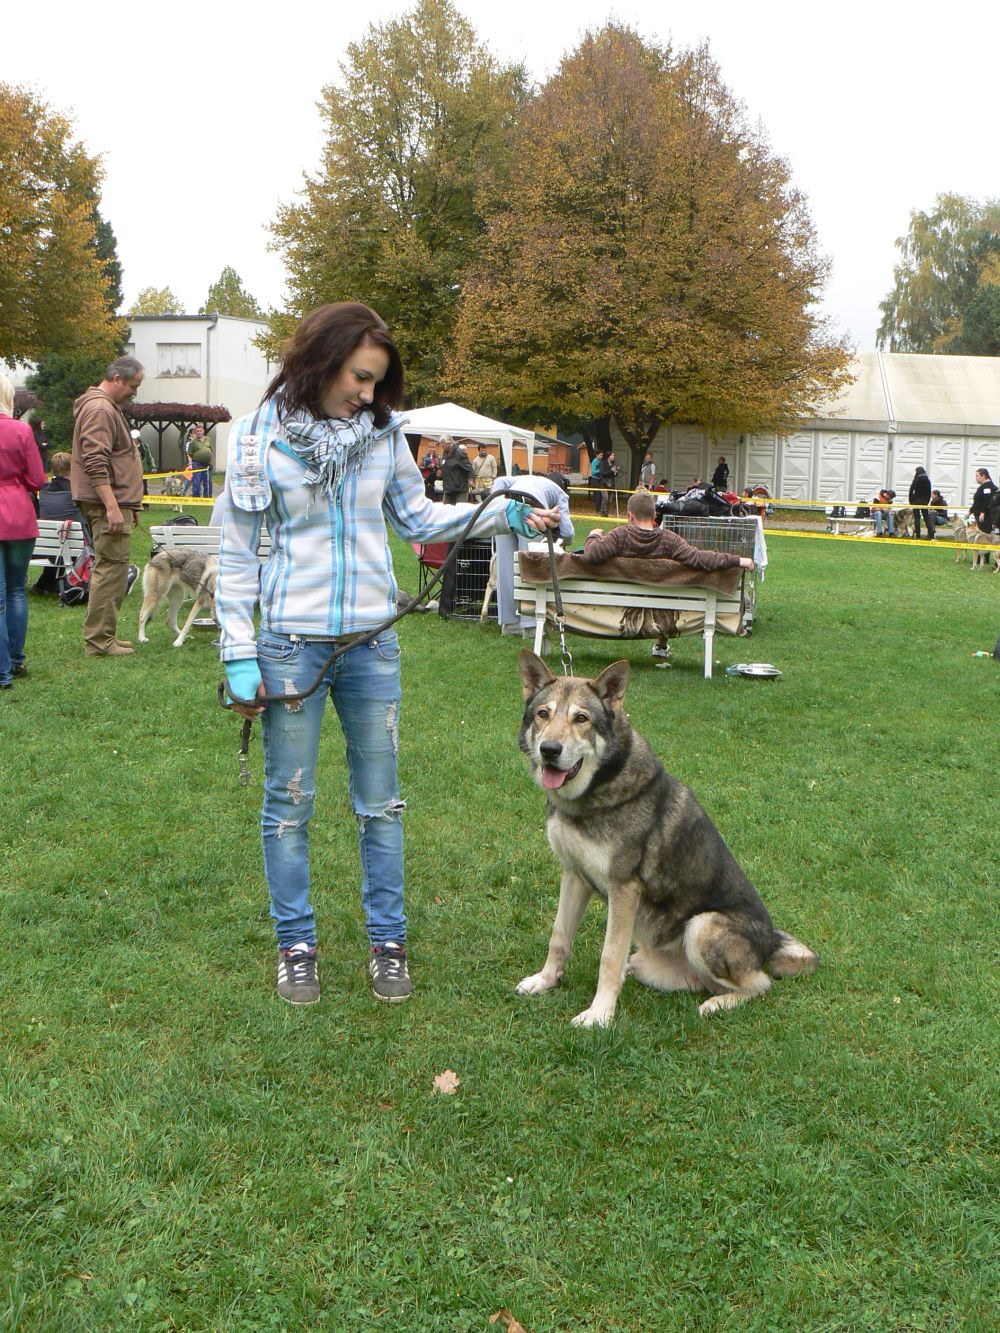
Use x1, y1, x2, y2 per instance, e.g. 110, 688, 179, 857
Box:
11, 664, 27, 678
370, 943, 413, 1003
277, 943, 321, 1005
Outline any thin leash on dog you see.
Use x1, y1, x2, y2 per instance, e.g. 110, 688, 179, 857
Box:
216, 488, 572, 786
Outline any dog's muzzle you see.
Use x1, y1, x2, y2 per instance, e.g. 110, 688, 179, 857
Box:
538, 743, 583, 790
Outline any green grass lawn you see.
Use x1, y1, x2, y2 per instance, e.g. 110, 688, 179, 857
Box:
2, 523, 998, 1331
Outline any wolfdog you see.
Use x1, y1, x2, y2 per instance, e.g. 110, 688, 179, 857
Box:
517, 651, 818, 1027
137, 549, 217, 647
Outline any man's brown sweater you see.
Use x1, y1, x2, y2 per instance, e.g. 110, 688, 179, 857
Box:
582, 522, 742, 572
70, 386, 144, 507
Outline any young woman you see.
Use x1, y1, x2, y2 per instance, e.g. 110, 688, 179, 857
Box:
0, 373, 47, 689
217, 303, 557, 1006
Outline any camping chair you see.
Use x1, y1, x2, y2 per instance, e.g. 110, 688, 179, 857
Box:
412, 541, 449, 596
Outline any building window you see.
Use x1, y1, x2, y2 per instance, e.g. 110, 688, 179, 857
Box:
157, 343, 202, 378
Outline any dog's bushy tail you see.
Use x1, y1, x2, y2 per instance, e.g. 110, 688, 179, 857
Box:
769, 930, 819, 977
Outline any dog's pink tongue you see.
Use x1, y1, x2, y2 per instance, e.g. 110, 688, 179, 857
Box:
542, 765, 568, 790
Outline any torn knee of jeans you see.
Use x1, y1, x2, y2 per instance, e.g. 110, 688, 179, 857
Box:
282, 677, 303, 712
385, 700, 399, 753
274, 817, 302, 839
356, 798, 407, 829
286, 767, 306, 805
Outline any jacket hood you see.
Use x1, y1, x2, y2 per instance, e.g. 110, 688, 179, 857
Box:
73, 385, 113, 414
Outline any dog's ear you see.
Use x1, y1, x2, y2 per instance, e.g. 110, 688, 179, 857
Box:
520, 649, 556, 699
591, 659, 630, 708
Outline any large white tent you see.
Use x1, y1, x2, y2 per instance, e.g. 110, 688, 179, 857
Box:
625, 352, 1000, 508
400, 402, 535, 474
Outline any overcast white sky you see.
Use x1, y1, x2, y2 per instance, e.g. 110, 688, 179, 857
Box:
5, 0, 998, 351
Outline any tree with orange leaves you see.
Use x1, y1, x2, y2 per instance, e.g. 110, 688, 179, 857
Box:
446, 26, 851, 486
0, 84, 123, 365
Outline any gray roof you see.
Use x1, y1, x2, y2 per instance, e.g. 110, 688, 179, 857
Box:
816, 351, 1000, 433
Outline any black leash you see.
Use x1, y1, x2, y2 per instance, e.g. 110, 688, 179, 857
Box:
217, 488, 560, 786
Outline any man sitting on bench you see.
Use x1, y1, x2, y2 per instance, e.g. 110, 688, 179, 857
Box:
581, 491, 753, 660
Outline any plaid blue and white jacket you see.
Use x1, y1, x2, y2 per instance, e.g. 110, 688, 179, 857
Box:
216, 401, 515, 663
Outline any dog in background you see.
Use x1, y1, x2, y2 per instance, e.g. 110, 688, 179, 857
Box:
480, 551, 498, 624
951, 515, 995, 569
892, 506, 915, 539
516, 651, 817, 1027
137, 549, 217, 647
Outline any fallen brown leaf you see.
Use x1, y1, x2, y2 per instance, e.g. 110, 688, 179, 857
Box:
489, 1311, 531, 1333
431, 1069, 461, 1095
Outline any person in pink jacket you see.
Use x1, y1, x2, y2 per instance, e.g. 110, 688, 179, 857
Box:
0, 373, 47, 688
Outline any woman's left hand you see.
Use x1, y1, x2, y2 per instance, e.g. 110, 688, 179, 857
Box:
526, 506, 561, 533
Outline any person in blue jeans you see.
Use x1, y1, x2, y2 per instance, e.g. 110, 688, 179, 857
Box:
872, 488, 896, 537
186, 425, 213, 498
216, 303, 559, 1006
0, 372, 48, 688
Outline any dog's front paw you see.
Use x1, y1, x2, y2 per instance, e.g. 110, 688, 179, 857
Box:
571, 1004, 615, 1029
516, 971, 560, 995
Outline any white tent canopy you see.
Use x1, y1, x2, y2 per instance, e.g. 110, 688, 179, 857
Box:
400, 402, 534, 474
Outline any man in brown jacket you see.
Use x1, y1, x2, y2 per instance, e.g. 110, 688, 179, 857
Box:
583, 491, 754, 572
71, 356, 145, 656
582, 491, 753, 662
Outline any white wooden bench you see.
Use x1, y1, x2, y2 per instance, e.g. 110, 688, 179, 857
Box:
30, 518, 87, 568
149, 524, 272, 558
826, 510, 875, 535
513, 567, 744, 679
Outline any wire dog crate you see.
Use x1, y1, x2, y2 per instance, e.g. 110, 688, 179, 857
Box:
657, 514, 761, 628
440, 538, 493, 620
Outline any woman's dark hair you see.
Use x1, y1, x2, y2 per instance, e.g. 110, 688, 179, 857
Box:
264, 302, 404, 428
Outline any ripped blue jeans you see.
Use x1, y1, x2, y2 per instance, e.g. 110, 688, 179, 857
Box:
258, 630, 404, 950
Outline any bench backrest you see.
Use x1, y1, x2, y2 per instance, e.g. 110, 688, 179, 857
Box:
149, 524, 272, 558
31, 518, 87, 564
513, 569, 742, 612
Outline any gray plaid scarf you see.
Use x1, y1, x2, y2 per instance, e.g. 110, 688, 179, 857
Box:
280, 406, 378, 497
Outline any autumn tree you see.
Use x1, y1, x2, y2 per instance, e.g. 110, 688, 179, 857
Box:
200, 266, 264, 318
129, 286, 184, 316
27, 205, 128, 449
447, 27, 851, 485
0, 83, 123, 365
266, 0, 526, 400
877, 194, 1000, 352
25, 353, 107, 450
951, 281, 1000, 356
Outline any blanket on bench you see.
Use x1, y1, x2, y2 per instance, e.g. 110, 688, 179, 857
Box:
516, 552, 744, 641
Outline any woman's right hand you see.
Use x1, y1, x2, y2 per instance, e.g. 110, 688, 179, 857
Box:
225, 660, 266, 717
231, 684, 267, 720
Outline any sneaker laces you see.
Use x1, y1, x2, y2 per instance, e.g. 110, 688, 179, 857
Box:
372, 944, 406, 977
282, 944, 317, 981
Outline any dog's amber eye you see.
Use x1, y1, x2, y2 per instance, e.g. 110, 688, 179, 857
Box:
573, 712, 590, 724
536, 707, 550, 720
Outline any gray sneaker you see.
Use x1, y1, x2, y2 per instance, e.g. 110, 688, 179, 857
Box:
369, 943, 412, 1003
277, 943, 320, 1005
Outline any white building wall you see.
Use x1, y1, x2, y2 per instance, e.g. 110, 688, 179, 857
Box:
128, 314, 270, 469
211, 318, 273, 466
